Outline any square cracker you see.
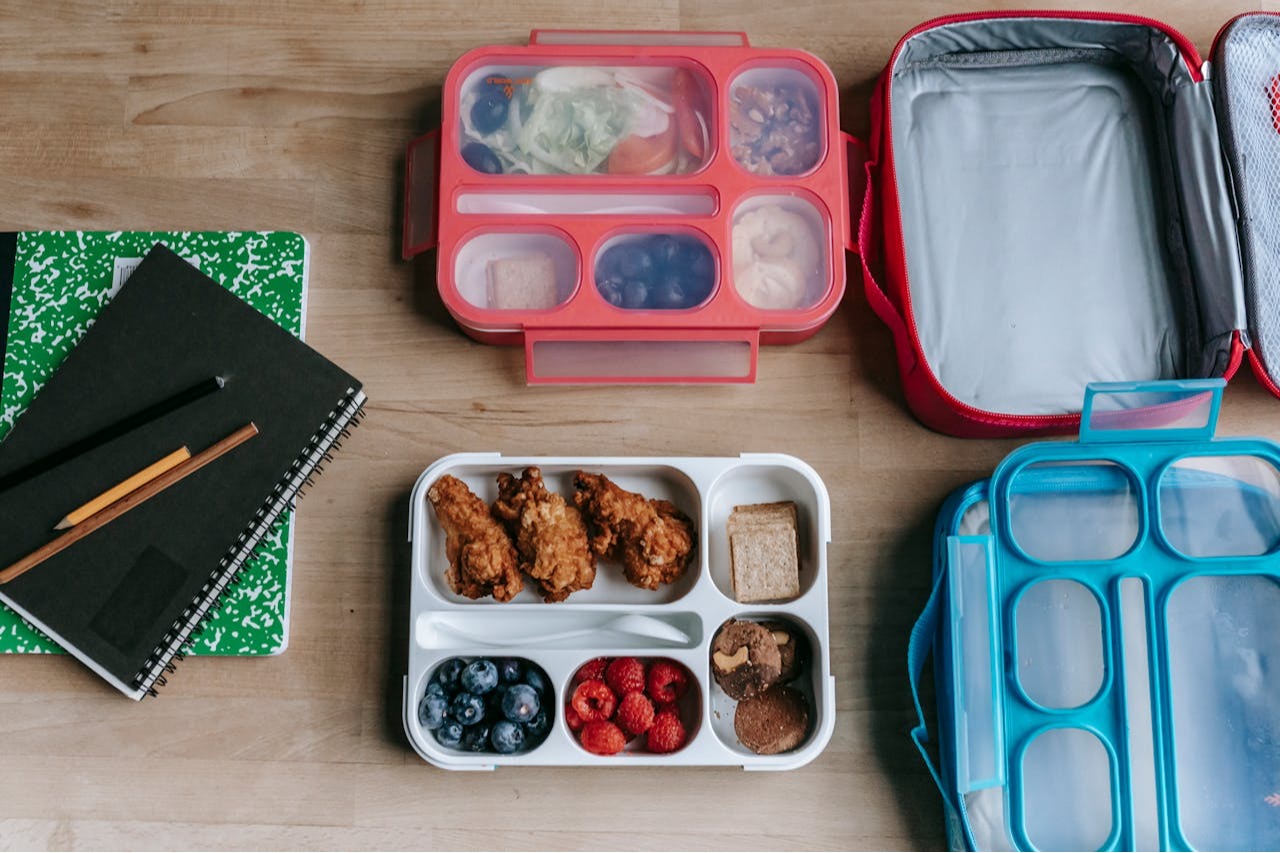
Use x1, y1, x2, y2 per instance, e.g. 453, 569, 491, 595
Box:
729, 502, 801, 603
485, 252, 559, 310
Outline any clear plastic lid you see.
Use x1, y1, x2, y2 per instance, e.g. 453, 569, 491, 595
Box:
456, 63, 714, 177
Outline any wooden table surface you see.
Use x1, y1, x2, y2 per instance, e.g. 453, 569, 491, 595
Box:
3, 1, 1278, 849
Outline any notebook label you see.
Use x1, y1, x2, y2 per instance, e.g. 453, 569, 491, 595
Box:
89, 546, 190, 655
110, 255, 200, 299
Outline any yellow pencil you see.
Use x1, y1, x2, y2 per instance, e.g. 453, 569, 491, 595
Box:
54, 447, 191, 530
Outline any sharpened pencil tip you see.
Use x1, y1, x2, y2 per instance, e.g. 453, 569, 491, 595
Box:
53, 518, 72, 531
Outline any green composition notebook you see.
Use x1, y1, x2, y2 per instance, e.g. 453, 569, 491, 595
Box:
0, 230, 308, 656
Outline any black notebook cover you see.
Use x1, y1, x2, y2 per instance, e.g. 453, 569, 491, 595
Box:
0, 244, 364, 698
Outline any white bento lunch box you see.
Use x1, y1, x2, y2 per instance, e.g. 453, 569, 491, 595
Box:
402, 453, 835, 769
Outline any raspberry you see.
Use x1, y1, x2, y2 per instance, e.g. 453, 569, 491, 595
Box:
570, 679, 617, 722
565, 703, 585, 731
646, 708, 687, 754
579, 720, 626, 755
605, 657, 646, 696
614, 691, 655, 736
574, 657, 608, 684
646, 660, 690, 703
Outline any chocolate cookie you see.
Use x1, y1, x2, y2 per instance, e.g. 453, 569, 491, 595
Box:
734, 686, 810, 755
759, 619, 805, 683
712, 619, 781, 700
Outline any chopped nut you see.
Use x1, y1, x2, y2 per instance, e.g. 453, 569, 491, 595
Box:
713, 646, 751, 671
730, 82, 821, 176
771, 630, 791, 646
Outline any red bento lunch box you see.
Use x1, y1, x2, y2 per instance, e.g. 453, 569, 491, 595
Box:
402, 30, 851, 384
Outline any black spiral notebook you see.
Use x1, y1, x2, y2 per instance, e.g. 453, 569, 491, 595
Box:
0, 244, 365, 699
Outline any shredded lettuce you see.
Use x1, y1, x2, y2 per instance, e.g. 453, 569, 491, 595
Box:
518, 85, 636, 173
459, 68, 671, 175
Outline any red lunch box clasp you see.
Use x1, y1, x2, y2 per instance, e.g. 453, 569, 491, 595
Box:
402, 129, 441, 260
523, 327, 760, 384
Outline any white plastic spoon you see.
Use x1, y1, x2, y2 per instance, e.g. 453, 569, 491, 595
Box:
429, 612, 690, 647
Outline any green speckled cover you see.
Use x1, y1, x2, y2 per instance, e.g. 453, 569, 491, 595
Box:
0, 231, 307, 656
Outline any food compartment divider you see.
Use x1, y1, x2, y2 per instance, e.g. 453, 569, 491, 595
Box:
404, 453, 834, 769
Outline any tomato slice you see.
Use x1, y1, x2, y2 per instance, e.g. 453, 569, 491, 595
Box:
607, 120, 678, 175
673, 68, 705, 160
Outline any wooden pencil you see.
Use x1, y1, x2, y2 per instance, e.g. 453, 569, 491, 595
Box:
55, 447, 192, 530
0, 423, 258, 586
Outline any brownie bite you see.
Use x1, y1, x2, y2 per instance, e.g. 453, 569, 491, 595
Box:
759, 619, 806, 683
734, 686, 811, 755
711, 619, 781, 700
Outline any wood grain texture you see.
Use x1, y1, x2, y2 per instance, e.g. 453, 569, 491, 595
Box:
0, 1, 1275, 849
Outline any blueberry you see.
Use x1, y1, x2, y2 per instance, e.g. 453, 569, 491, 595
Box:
622, 280, 650, 310
523, 667, 549, 697
418, 692, 449, 730
435, 721, 464, 749
470, 91, 510, 135
497, 658, 524, 684
597, 274, 626, 307
596, 245, 623, 280
682, 271, 714, 305
434, 657, 466, 691
484, 688, 506, 721
424, 680, 446, 698
687, 242, 715, 282
491, 720, 526, 754
502, 684, 540, 723
450, 691, 486, 726
647, 234, 683, 268
651, 275, 689, 310
462, 659, 499, 695
525, 708, 552, 741
462, 722, 492, 752
461, 141, 503, 174
615, 243, 656, 283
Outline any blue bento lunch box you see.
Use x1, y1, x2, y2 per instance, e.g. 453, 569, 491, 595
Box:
910, 379, 1280, 851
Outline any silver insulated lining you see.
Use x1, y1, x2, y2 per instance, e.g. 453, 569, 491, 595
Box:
890, 18, 1241, 415
1217, 15, 1280, 390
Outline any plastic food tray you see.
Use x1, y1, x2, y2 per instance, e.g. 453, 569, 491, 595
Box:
402, 30, 850, 384
402, 453, 835, 769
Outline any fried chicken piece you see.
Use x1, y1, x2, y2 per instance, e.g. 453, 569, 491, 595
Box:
427, 475, 522, 602
572, 471, 696, 590
491, 467, 595, 603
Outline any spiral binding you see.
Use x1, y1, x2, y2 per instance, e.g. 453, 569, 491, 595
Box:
131, 387, 368, 696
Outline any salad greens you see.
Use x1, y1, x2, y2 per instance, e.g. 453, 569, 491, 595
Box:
460, 67, 673, 175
